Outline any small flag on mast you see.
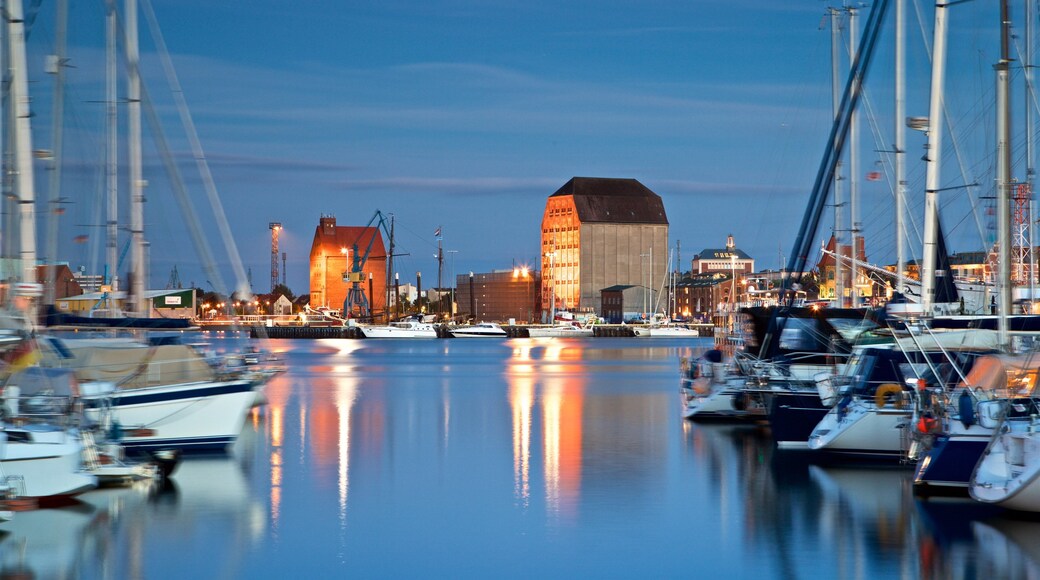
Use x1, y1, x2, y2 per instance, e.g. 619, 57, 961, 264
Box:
434, 226, 442, 238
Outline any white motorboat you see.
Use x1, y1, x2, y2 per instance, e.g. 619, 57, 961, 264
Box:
526, 321, 594, 338
39, 336, 263, 456
451, 323, 507, 338
360, 320, 438, 338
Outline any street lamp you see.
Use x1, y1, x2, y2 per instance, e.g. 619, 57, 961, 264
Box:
544, 252, 555, 323
447, 250, 458, 321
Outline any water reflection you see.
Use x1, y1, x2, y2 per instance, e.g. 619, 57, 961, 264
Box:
17, 337, 1040, 576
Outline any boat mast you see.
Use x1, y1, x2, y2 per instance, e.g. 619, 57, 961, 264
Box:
895, 0, 906, 298
436, 226, 443, 320
921, 1, 950, 315
8, 0, 37, 290
830, 7, 845, 307
126, 0, 146, 315
106, 0, 118, 296
849, 5, 860, 308
43, 0, 68, 308
996, 0, 1012, 347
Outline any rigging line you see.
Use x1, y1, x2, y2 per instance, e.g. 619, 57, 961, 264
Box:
141, 0, 250, 300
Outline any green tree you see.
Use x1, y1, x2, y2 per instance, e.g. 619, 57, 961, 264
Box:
272, 283, 295, 302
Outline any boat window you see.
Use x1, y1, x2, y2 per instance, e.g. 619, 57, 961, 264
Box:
777, 317, 820, 351
899, 361, 960, 390
826, 318, 879, 343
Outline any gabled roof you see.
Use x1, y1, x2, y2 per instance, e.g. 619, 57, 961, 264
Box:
550, 177, 668, 225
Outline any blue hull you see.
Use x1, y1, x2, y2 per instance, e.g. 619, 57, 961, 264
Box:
913, 434, 989, 495
123, 435, 236, 456
767, 390, 829, 447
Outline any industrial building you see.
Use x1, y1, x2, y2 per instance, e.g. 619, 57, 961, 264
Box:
456, 268, 541, 323
308, 215, 387, 319
540, 177, 668, 318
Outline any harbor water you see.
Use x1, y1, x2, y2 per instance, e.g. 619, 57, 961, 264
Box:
8, 335, 1039, 578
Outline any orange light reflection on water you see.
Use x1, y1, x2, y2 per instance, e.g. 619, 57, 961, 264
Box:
507, 340, 585, 522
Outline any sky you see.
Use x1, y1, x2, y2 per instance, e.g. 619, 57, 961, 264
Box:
14, 0, 1022, 296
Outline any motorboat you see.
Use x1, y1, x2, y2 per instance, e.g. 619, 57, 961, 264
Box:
451, 323, 507, 338
526, 321, 594, 338
37, 336, 264, 456
360, 320, 438, 339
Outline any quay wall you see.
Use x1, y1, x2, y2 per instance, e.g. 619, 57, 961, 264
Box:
248, 324, 687, 339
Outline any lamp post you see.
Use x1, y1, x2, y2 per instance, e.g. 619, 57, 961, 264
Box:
469, 272, 476, 322
730, 253, 737, 332
640, 252, 651, 320
544, 252, 556, 323
447, 250, 458, 321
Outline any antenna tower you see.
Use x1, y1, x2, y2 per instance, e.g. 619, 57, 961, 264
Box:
1013, 183, 1032, 283
269, 222, 282, 291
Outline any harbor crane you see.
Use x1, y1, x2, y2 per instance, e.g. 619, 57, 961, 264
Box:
343, 210, 392, 320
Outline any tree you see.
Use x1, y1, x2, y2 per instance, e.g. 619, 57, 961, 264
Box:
272, 283, 295, 302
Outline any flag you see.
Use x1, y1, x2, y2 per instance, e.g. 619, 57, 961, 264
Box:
73, 234, 88, 244
866, 171, 881, 181
434, 226, 442, 238
2, 340, 38, 371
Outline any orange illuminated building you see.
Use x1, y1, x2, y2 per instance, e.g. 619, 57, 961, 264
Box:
541, 177, 668, 318
309, 215, 388, 318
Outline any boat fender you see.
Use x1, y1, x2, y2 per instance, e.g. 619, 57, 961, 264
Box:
109, 420, 124, 442
959, 390, 976, 428
917, 413, 939, 434
874, 384, 903, 409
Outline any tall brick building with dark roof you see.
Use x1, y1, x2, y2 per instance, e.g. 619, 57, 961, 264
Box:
309, 215, 387, 317
541, 177, 669, 317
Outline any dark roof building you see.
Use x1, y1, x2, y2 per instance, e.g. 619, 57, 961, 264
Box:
541, 177, 669, 318
692, 235, 754, 275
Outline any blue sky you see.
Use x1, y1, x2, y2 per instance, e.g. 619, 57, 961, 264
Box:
21, 1, 1016, 295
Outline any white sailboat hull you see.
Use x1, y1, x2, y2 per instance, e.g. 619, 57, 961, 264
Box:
0, 431, 96, 498
83, 379, 256, 454
971, 431, 1040, 512
808, 402, 909, 459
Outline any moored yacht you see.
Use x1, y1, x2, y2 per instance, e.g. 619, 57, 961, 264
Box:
808, 347, 989, 462
451, 323, 507, 338
0, 367, 98, 500
360, 320, 438, 338
37, 336, 263, 455
526, 321, 594, 338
